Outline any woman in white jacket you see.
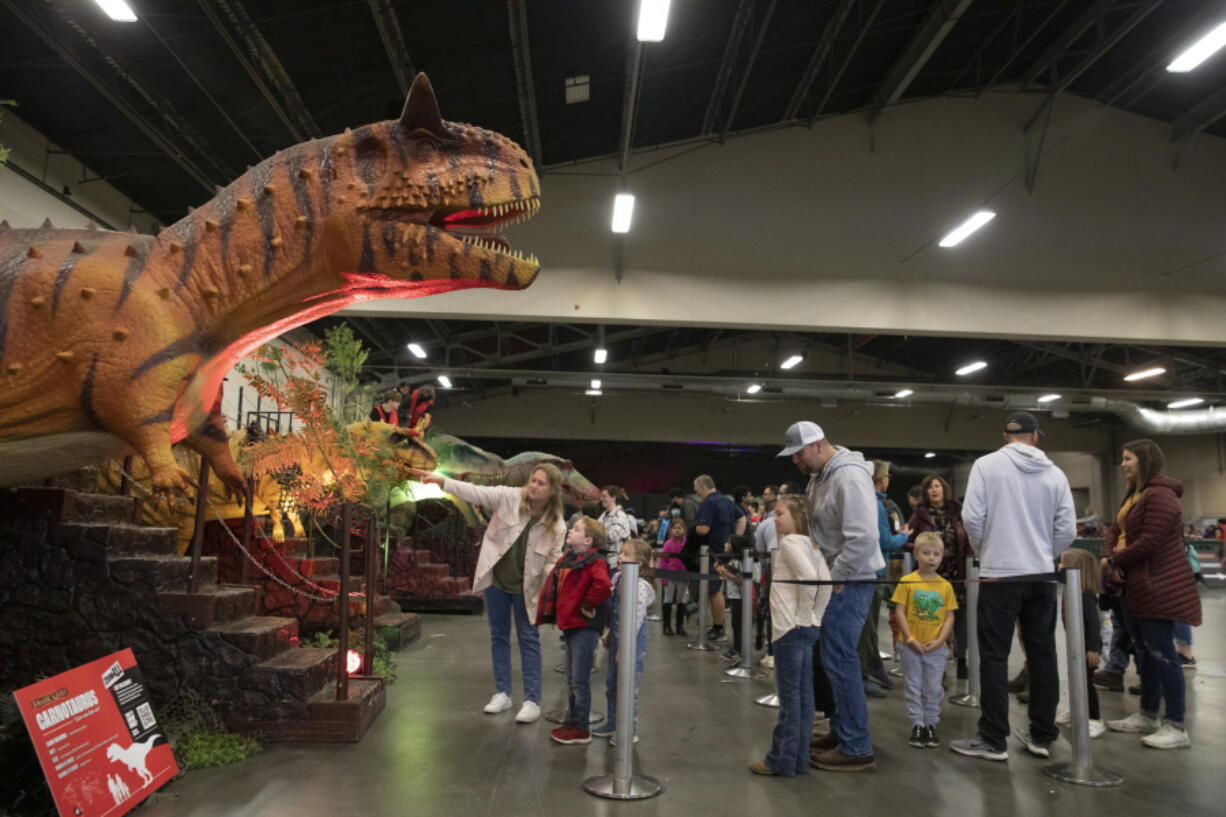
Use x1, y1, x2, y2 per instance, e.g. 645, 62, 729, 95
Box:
750, 495, 832, 777
598, 485, 632, 568
415, 463, 566, 723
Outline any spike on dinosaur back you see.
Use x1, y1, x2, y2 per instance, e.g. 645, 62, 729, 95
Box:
27, 247, 41, 259
41, 218, 54, 229
0, 220, 9, 230
124, 244, 138, 257
87, 220, 98, 230
71, 241, 86, 254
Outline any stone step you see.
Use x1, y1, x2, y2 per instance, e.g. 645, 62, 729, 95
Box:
278, 538, 311, 558
314, 576, 366, 594
413, 562, 451, 579
207, 615, 299, 661
375, 610, 421, 650
250, 646, 340, 701
108, 554, 218, 592
16, 487, 137, 525
157, 584, 257, 629
227, 678, 385, 742
106, 524, 181, 557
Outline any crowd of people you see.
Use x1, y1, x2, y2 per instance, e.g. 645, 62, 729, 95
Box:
410, 409, 1205, 772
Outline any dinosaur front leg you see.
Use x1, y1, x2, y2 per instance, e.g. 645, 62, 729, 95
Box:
180, 409, 246, 502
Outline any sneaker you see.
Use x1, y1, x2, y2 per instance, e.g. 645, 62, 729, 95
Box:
949, 736, 1008, 761
1013, 727, 1051, 758
760, 655, 775, 669
1106, 712, 1158, 734
515, 701, 540, 723
609, 733, 639, 746
590, 722, 615, 739
1088, 719, 1106, 739
923, 725, 940, 748
869, 669, 894, 689
748, 760, 776, 776
809, 748, 876, 772
1007, 667, 1029, 693
708, 626, 728, 642
909, 725, 925, 748
550, 724, 591, 745
864, 680, 888, 699
1092, 670, 1124, 691
1141, 723, 1191, 749
721, 649, 741, 663
1178, 654, 1197, 670
1055, 708, 1071, 726
483, 692, 512, 714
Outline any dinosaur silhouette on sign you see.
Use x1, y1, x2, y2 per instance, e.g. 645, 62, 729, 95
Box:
106, 734, 160, 787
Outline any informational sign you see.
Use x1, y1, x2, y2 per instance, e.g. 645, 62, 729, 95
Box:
12, 648, 178, 817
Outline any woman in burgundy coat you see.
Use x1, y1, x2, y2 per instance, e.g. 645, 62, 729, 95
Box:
1102, 438, 1201, 749
906, 474, 973, 678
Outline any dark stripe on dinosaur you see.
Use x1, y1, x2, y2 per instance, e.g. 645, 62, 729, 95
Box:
198, 420, 229, 443
479, 259, 493, 281
251, 163, 276, 278
319, 140, 334, 215
449, 252, 461, 280
381, 222, 398, 257
359, 223, 374, 272
286, 148, 315, 265
80, 353, 101, 425
0, 245, 26, 361
51, 253, 78, 314
468, 179, 484, 208
131, 330, 211, 380
173, 219, 199, 292
407, 243, 421, 267
447, 152, 460, 174
353, 125, 377, 187
482, 133, 499, 165
426, 170, 441, 202
115, 246, 147, 309
388, 123, 409, 168
425, 226, 439, 262
141, 403, 176, 426
215, 185, 237, 263
509, 171, 521, 200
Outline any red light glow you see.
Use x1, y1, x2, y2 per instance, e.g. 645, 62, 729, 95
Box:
346, 649, 362, 675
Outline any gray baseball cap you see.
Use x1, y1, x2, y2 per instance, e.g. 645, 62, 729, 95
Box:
777, 421, 825, 457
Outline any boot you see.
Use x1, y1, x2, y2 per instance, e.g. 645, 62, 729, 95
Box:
662, 604, 675, 636
675, 603, 688, 637
1007, 666, 1029, 693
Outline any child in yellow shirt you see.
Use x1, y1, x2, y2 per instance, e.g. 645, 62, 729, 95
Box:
891, 532, 958, 749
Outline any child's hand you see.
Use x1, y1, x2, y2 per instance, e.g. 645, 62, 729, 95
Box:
906, 637, 923, 654
580, 605, 595, 618
1087, 651, 1100, 667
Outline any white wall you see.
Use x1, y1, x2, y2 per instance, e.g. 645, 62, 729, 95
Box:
346, 88, 1226, 347
0, 110, 160, 233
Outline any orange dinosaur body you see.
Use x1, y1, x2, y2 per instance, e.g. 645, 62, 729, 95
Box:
0, 74, 540, 494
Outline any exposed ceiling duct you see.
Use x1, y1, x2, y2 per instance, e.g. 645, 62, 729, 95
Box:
412, 368, 1226, 436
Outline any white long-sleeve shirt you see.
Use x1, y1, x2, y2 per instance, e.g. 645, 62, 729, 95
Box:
770, 534, 832, 640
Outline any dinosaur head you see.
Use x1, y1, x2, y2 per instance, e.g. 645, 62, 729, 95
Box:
318, 73, 542, 299
351, 421, 438, 480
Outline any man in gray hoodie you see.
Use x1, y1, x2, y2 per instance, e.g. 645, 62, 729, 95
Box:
778, 421, 882, 772
950, 412, 1076, 763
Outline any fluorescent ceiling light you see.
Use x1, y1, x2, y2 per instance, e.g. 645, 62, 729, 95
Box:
1037, 393, 1061, 403
747, 384, 762, 394
594, 348, 608, 364
585, 389, 602, 396
1167, 21, 1226, 72
437, 375, 452, 388
924, 452, 936, 459
938, 210, 996, 248
407, 343, 427, 359
780, 354, 804, 370
1124, 366, 1166, 382
893, 389, 914, 398
611, 193, 635, 233
955, 361, 988, 376
590, 379, 602, 390
637, 0, 672, 42
94, 0, 137, 22
1167, 397, 1204, 409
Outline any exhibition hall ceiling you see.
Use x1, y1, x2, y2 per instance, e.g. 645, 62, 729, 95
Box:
3, 1, 1226, 225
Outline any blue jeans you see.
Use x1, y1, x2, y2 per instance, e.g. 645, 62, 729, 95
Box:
565, 628, 600, 727
1120, 595, 1186, 725
605, 620, 647, 731
1173, 620, 1193, 647
820, 583, 875, 757
484, 585, 542, 702
765, 626, 819, 776
1101, 595, 1133, 674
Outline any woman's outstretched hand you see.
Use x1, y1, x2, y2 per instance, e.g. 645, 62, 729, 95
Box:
410, 468, 445, 486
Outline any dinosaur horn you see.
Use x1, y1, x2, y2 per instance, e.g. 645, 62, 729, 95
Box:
399, 73, 444, 135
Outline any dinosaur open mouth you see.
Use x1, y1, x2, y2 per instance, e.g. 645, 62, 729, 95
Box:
431, 196, 540, 265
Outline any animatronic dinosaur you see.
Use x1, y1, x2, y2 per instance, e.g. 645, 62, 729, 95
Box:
426, 432, 600, 508
99, 421, 437, 552
0, 73, 540, 495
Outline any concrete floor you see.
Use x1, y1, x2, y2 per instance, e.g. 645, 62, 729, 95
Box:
141, 590, 1226, 817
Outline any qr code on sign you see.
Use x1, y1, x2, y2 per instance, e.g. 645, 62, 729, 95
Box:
136, 703, 156, 731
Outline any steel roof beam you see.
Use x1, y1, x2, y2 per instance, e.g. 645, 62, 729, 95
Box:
702, 0, 756, 135
367, 0, 415, 97
868, 0, 976, 126
784, 0, 856, 122
1021, 0, 1117, 87
976, 0, 1073, 96
719, 0, 779, 143
810, 0, 887, 124
506, 0, 543, 167
1172, 86, 1226, 145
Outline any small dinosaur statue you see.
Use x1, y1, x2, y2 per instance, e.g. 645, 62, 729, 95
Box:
426, 432, 600, 507
0, 73, 539, 495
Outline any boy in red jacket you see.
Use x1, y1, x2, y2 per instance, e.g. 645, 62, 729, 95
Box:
538, 516, 612, 744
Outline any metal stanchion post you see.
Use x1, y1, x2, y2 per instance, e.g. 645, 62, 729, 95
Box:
903, 552, 913, 575
950, 557, 980, 707
755, 551, 780, 706
687, 547, 717, 651
336, 503, 352, 701
1044, 567, 1123, 787
727, 551, 765, 678
585, 561, 663, 800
